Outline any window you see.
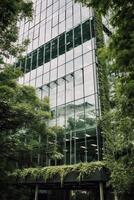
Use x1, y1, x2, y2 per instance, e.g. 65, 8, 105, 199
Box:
66, 30, 73, 51
32, 50, 37, 69
82, 20, 91, 42
66, 74, 74, 103
66, 60, 73, 74
18, 19, 95, 74
91, 19, 95, 37
45, 42, 50, 63
74, 56, 82, 71
75, 70, 84, 99
26, 54, 31, 73
38, 45, 44, 67
57, 79, 65, 106
20, 58, 25, 73
74, 25, 82, 47
59, 33, 65, 56
84, 66, 94, 96
58, 64, 65, 78
52, 38, 58, 59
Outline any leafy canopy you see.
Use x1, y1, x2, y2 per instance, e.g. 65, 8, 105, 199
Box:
0, 0, 33, 61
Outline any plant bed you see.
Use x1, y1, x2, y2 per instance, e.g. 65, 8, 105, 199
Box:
10, 161, 107, 186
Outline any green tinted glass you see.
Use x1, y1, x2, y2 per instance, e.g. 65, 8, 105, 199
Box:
18, 19, 94, 72
20, 58, 25, 73
82, 20, 91, 42
74, 25, 82, 47
26, 54, 31, 73
66, 30, 73, 51
45, 43, 50, 63
32, 50, 37, 69
52, 38, 58, 59
59, 33, 65, 55
91, 19, 95, 37
38, 45, 44, 66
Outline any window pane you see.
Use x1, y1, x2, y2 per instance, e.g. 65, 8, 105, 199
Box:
66, 74, 74, 103
74, 56, 82, 71
50, 68, 57, 82
75, 98, 85, 131
52, 38, 58, 59
59, 33, 65, 56
57, 105, 65, 127
84, 95, 96, 130
75, 70, 84, 99
83, 51, 93, 67
58, 64, 65, 78
82, 20, 91, 42
66, 30, 73, 51
45, 42, 50, 63
66, 102, 75, 131
20, 58, 25, 73
36, 75, 42, 88
57, 79, 65, 106
26, 54, 31, 73
84, 66, 94, 96
50, 83, 57, 107
38, 45, 44, 67
30, 69, 36, 80
42, 72, 49, 85
66, 60, 73, 74
74, 25, 82, 47
32, 50, 37, 70
91, 19, 95, 38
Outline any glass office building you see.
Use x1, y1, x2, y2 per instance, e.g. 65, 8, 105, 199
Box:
17, 0, 102, 166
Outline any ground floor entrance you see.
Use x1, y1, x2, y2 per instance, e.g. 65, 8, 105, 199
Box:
38, 190, 100, 200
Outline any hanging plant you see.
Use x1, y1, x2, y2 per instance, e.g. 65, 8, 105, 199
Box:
10, 161, 106, 185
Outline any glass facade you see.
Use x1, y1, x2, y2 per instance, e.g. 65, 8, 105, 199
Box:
18, 0, 101, 166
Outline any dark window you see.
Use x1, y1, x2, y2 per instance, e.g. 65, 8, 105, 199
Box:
74, 25, 82, 47
52, 38, 58, 59
91, 19, 95, 37
38, 45, 44, 67
16, 60, 20, 68
82, 20, 91, 42
17, 18, 95, 74
26, 54, 31, 73
32, 50, 37, 69
20, 58, 25, 73
66, 30, 73, 51
59, 33, 65, 56
45, 42, 50, 63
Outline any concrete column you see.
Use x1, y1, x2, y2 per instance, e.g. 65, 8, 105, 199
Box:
34, 185, 38, 200
99, 182, 104, 200
114, 190, 118, 200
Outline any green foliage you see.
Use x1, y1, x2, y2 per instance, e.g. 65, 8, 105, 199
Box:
0, 67, 55, 180
0, 0, 33, 62
11, 161, 105, 185
75, 0, 134, 195
0, 67, 51, 133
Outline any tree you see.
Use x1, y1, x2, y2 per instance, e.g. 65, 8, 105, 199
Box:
0, 0, 33, 62
0, 1, 63, 199
0, 67, 64, 199
0, 66, 51, 173
76, 0, 134, 198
